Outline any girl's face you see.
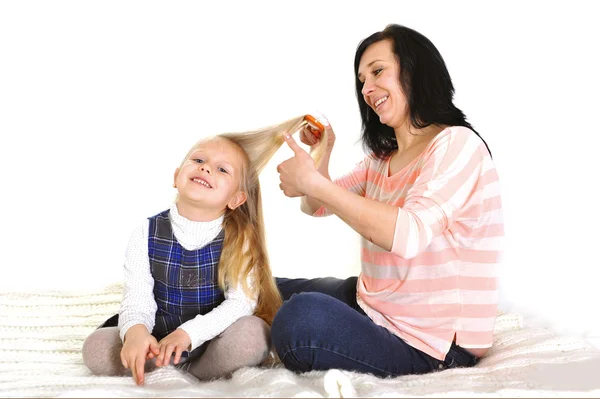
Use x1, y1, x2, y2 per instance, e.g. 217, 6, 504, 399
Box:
357, 39, 408, 129
174, 138, 247, 215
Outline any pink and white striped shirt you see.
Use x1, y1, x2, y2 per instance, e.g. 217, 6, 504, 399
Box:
314, 126, 504, 361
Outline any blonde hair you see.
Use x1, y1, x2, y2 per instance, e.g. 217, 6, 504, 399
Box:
179, 115, 328, 325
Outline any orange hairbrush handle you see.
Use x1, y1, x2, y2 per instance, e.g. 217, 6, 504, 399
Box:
304, 115, 325, 138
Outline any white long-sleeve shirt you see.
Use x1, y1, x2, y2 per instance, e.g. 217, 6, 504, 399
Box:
118, 203, 257, 351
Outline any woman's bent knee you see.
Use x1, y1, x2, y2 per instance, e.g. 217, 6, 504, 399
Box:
271, 293, 337, 351
272, 292, 335, 331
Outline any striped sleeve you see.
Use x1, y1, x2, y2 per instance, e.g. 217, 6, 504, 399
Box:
313, 155, 371, 217
391, 128, 488, 259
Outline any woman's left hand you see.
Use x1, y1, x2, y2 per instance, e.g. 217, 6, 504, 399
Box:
277, 133, 321, 197
155, 329, 191, 367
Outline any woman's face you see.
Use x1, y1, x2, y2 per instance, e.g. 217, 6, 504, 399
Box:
357, 39, 408, 129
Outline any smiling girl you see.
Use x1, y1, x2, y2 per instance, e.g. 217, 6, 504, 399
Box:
82, 134, 283, 385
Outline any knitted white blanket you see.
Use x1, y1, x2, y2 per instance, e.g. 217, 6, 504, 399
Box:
1, 283, 599, 398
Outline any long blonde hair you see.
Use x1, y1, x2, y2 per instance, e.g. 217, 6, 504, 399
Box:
180, 115, 328, 325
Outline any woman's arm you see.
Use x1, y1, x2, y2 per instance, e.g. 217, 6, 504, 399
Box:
296, 124, 372, 217
297, 122, 336, 215
279, 133, 397, 250
278, 128, 487, 259
300, 148, 333, 214
308, 173, 399, 251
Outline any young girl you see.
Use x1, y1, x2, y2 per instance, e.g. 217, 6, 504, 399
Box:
82, 115, 328, 385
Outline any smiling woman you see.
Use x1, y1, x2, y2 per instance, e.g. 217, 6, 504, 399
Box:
272, 24, 504, 378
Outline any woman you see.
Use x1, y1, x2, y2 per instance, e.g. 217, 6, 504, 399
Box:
273, 24, 504, 377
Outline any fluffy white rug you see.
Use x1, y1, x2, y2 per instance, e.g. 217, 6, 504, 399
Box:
1, 283, 599, 398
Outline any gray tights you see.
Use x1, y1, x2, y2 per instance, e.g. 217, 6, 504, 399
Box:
82, 316, 271, 381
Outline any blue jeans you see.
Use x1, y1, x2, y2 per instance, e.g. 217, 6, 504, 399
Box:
273, 277, 478, 378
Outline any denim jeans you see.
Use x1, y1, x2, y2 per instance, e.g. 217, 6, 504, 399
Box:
272, 277, 479, 378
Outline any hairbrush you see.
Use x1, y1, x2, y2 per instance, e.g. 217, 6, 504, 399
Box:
304, 114, 325, 138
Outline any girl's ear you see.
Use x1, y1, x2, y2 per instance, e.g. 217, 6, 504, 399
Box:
227, 191, 247, 210
173, 168, 180, 188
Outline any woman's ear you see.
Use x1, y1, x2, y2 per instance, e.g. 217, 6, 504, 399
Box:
227, 191, 248, 210
173, 168, 180, 188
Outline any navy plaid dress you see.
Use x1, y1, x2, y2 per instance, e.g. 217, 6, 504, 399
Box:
148, 209, 225, 340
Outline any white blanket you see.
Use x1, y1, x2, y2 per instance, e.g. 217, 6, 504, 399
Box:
1, 283, 599, 398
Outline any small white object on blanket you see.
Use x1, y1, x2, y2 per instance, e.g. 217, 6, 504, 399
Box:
323, 369, 356, 398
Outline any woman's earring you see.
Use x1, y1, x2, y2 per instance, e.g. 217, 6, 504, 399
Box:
173, 183, 177, 188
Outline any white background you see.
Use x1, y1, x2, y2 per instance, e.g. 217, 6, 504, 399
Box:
1, 1, 598, 343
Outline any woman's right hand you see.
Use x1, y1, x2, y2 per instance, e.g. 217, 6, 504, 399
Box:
120, 324, 159, 385
300, 116, 336, 155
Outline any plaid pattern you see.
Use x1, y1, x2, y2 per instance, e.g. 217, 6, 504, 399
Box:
148, 210, 225, 340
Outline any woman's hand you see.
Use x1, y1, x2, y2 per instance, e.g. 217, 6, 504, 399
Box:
300, 116, 336, 155
277, 134, 324, 197
120, 324, 159, 385
155, 328, 191, 367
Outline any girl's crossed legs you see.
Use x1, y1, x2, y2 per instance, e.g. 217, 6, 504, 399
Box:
82, 315, 270, 381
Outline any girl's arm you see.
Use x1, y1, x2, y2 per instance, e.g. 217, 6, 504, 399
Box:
118, 221, 158, 341
178, 270, 257, 351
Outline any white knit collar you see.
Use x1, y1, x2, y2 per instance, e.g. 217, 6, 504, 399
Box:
169, 202, 224, 244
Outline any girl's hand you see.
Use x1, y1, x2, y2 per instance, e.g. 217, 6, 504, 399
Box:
120, 325, 159, 385
155, 329, 191, 367
277, 134, 322, 197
